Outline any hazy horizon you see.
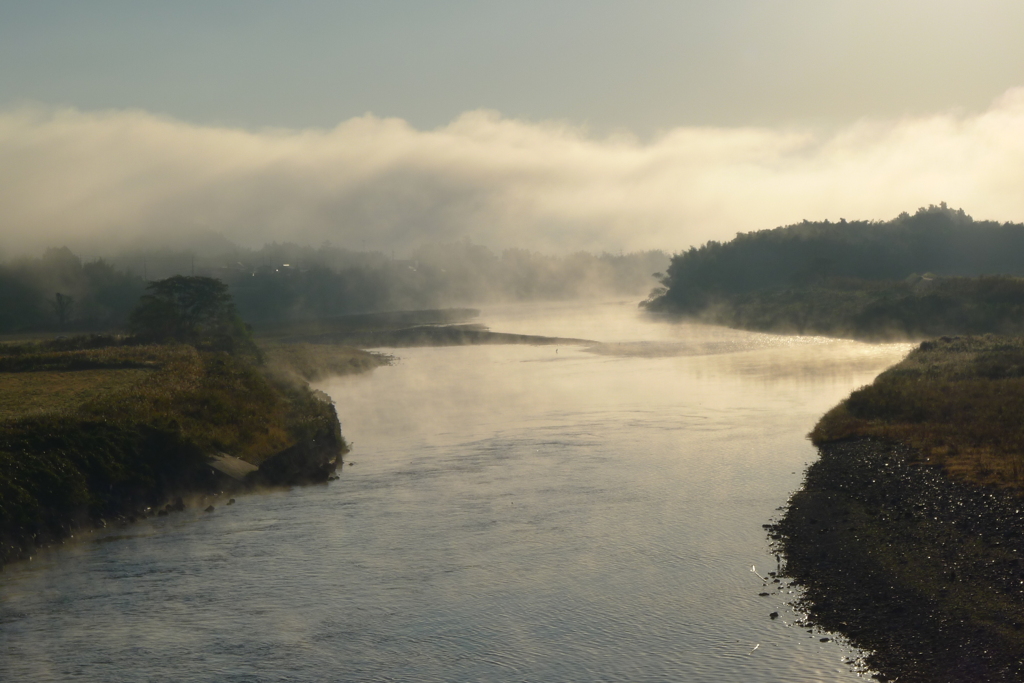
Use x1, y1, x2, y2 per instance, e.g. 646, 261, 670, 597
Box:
2, 2, 1023, 259
3, 92, 1024, 259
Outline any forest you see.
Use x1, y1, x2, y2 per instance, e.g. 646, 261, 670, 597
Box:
645, 204, 1024, 339
0, 241, 667, 334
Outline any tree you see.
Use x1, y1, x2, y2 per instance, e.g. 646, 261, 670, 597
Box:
129, 276, 258, 356
51, 292, 75, 328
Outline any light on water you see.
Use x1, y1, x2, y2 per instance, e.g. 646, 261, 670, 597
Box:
0, 302, 911, 682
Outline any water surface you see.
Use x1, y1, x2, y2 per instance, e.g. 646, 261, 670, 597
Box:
0, 302, 911, 681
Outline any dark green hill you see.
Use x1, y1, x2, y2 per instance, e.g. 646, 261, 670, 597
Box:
646, 205, 1024, 339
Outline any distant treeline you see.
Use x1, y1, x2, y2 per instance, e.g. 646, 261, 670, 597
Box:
0, 241, 667, 333
225, 243, 666, 324
0, 247, 145, 334
645, 205, 1024, 339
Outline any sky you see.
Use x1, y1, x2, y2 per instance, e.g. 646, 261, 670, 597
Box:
2, 1, 1024, 256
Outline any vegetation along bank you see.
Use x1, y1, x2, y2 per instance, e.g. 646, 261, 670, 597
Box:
0, 276, 388, 568
772, 336, 1024, 682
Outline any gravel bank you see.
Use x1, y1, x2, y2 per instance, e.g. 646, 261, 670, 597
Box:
771, 438, 1024, 682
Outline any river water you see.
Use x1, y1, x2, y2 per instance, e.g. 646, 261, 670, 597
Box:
0, 301, 911, 682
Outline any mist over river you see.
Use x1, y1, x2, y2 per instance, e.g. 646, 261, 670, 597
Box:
0, 301, 911, 682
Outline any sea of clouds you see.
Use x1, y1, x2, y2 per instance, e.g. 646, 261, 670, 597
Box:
1, 87, 1023, 257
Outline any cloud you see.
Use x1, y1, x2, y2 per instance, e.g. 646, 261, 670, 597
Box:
2, 90, 1024, 257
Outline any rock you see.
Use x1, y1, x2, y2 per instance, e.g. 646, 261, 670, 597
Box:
770, 612, 779, 620
226, 498, 235, 505
207, 452, 259, 482
251, 432, 343, 487
204, 505, 215, 513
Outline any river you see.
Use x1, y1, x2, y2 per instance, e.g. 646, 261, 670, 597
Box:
0, 301, 911, 682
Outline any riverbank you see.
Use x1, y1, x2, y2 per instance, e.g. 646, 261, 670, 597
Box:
645, 276, 1024, 342
0, 302, 593, 570
773, 439, 1024, 682
773, 335, 1024, 681
254, 308, 591, 348
812, 335, 1024, 489
0, 337, 381, 568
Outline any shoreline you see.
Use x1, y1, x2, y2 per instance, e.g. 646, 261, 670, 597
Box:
0, 407, 347, 570
772, 438, 1024, 682
773, 334, 1024, 681
0, 324, 583, 571
0, 340, 359, 570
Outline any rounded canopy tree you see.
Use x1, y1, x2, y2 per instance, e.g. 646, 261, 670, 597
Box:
129, 276, 258, 356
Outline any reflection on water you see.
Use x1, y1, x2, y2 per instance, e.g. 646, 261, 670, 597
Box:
0, 302, 911, 682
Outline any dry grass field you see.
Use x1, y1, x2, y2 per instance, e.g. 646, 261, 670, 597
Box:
260, 342, 391, 384
0, 368, 151, 420
812, 335, 1024, 490
0, 341, 337, 466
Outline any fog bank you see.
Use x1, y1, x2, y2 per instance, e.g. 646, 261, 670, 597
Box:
2, 88, 1024, 256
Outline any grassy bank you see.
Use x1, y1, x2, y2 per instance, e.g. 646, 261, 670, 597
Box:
774, 336, 1024, 681
0, 338, 352, 566
253, 308, 591, 348
812, 335, 1024, 489
251, 308, 482, 341
281, 323, 590, 348
647, 276, 1024, 341
261, 342, 392, 383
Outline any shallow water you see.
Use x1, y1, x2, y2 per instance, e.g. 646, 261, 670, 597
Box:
0, 301, 911, 682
